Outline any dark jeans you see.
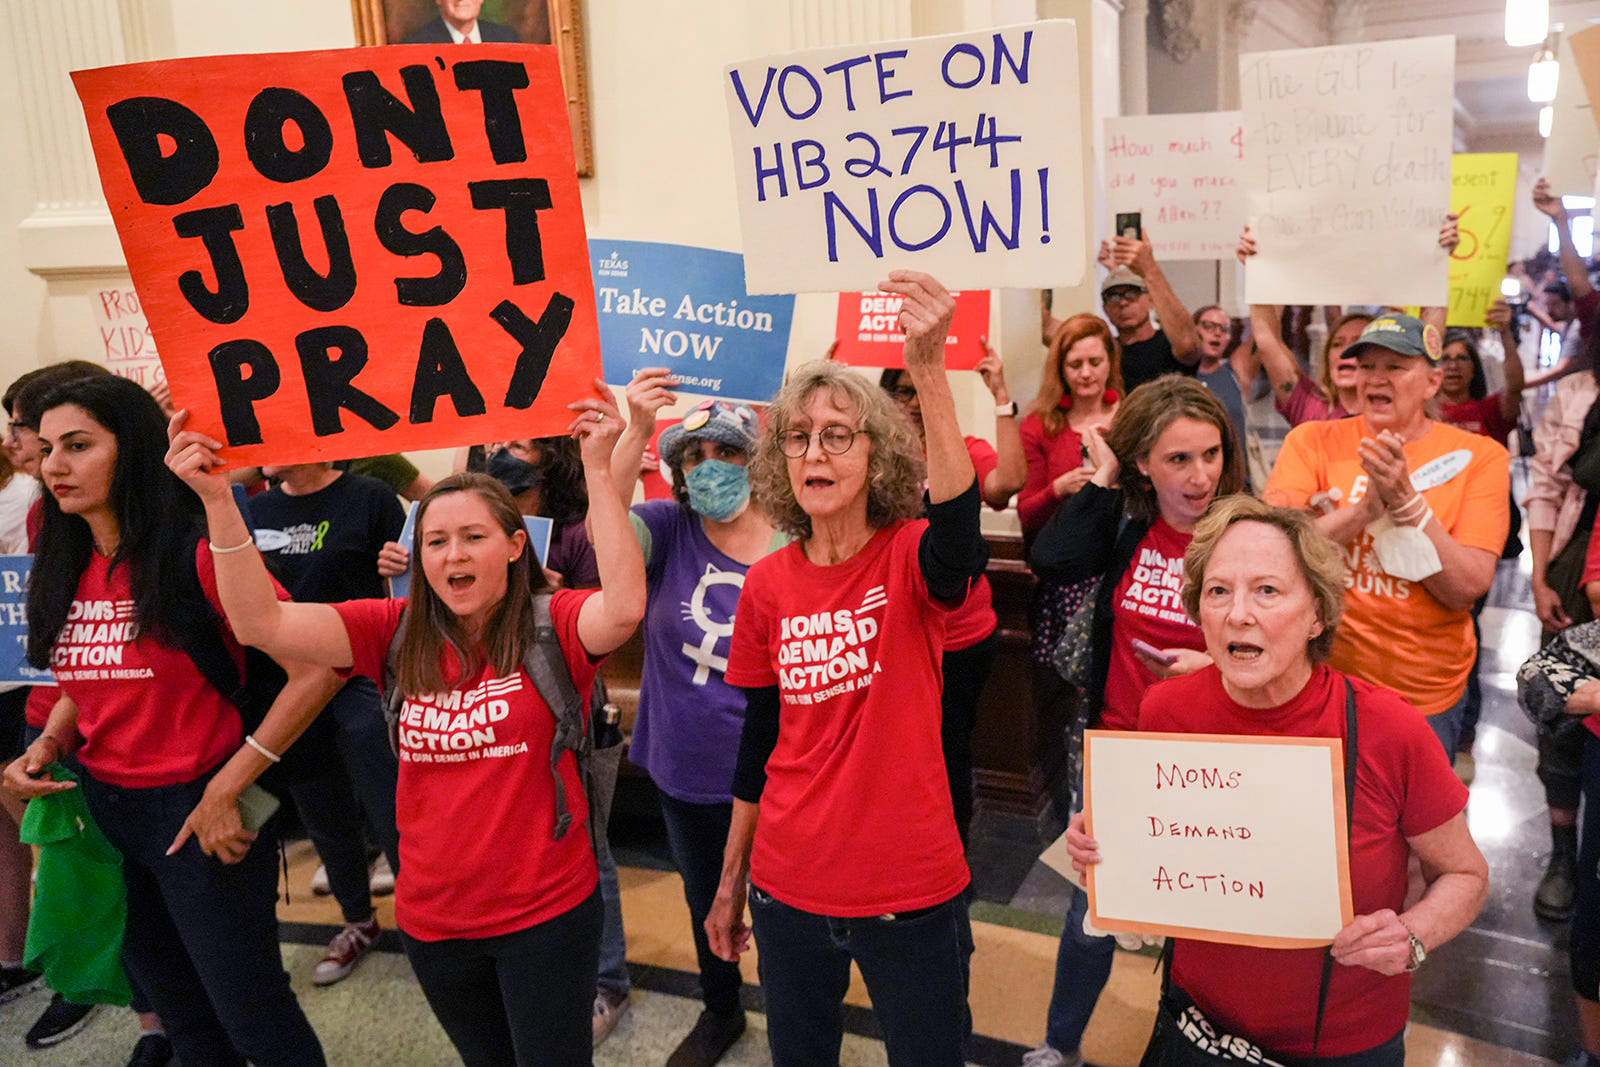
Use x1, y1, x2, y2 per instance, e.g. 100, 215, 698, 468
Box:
287, 677, 400, 924
748, 886, 970, 1067
657, 790, 742, 1015
941, 633, 996, 848
403, 888, 601, 1067
1573, 730, 1600, 1000
79, 768, 324, 1067
1044, 882, 1114, 1052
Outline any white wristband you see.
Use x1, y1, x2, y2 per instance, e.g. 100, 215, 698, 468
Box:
210, 536, 256, 555
243, 734, 281, 764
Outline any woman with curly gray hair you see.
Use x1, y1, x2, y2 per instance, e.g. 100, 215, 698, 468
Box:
705, 271, 987, 1067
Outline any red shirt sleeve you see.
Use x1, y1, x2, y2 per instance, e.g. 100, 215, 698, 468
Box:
331, 598, 407, 686
725, 556, 779, 688
964, 436, 999, 502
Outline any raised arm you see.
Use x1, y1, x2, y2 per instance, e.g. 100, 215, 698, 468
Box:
567, 380, 648, 657
165, 413, 354, 668
1117, 233, 1198, 364
1485, 299, 1527, 421
1418, 214, 1460, 335
1535, 177, 1593, 301
975, 340, 1026, 508
610, 368, 678, 508
882, 271, 975, 503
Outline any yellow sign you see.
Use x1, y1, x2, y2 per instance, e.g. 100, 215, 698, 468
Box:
1448, 153, 1518, 329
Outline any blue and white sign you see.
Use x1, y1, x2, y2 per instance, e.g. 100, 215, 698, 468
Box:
388, 506, 554, 600
591, 240, 794, 404
0, 557, 52, 686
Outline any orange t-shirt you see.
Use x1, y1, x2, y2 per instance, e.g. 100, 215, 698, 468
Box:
1264, 417, 1509, 715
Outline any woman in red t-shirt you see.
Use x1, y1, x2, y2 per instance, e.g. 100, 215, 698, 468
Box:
1024, 376, 1244, 1067
165, 382, 647, 1067
1064, 496, 1487, 1065
706, 272, 988, 1067
2, 375, 332, 1066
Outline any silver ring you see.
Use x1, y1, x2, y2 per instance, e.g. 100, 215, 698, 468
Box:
594, 410, 604, 422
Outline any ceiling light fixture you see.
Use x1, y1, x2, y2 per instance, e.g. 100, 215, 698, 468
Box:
1540, 104, 1554, 138
1507, 0, 1551, 47
1529, 46, 1560, 102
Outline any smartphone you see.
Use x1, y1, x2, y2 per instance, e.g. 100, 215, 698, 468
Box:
1040, 288, 1054, 312
237, 783, 281, 832
1131, 638, 1177, 667
1115, 211, 1143, 240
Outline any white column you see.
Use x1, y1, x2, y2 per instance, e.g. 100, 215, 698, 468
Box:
1325, 0, 1367, 45
1121, 0, 1149, 115
789, 0, 912, 48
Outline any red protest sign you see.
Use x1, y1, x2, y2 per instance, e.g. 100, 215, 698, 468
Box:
72, 45, 599, 465
830, 289, 990, 369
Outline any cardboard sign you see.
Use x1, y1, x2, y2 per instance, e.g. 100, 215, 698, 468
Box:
1084, 730, 1354, 948
388, 503, 553, 600
1545, 32, 1600, 197
1569, 25, 1600, 138
73, 46, 601, 466
831, 288, 990, 369
1241, 37, 1454, 307
92, 285, 165, 390
1104, 112, 1245, 261
0, 557, 53, 687
591, 240, 793, 404
1447, 153, 1518, 329
724, 21, 1086, 294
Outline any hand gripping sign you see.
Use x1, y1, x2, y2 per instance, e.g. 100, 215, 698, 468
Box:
724, 20, 1087, 294
72, 45, 601, 466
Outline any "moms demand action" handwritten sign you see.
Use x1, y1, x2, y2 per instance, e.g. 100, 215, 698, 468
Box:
1084, 730, 1353, 948
723, 21, 1086, 294
1104, 111, 1245, 261
1240, 36, 1454, 308
73, 46, 600, 466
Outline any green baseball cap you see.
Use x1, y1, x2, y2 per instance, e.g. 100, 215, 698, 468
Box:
1343, 313, 1444, 364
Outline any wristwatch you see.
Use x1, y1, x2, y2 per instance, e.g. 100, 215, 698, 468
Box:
995, 400, 1019, 418
1400, 922, 1426, 972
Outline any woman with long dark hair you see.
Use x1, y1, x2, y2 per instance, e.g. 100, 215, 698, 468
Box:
165, 381, 647, 1067
2, 375, 333, 1066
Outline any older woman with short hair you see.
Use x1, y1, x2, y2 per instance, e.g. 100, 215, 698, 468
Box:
1067, 495, 1487, 1066
706, 272, 986, 1067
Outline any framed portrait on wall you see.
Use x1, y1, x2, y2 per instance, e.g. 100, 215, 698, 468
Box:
349, 0, 593, 176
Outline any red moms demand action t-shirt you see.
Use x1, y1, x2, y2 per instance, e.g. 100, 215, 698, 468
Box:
1100, 519, 1204, 731
1141, 666, 1468, 1057
52, 543, 254, 788
725, 520, 970, 916
335, 590, 600, 941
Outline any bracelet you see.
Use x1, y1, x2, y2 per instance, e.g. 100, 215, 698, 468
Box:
209, 535, 256, 555
243, 734, 282, 764
36, 734, 65, 756
1389, 494, 1428, 523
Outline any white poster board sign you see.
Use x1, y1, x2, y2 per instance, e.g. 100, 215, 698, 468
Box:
1084, 730, 1353, 948
1104, 112, 1245, 260
723, 21, 1087, 294
91, 285, 165, 389
1544, 32, 1600, 197
1240, 37, 1454, 307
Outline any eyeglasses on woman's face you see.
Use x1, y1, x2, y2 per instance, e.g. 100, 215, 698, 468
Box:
777, 424, 866, 458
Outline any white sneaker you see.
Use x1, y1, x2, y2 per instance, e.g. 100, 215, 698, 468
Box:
310, 863, 331, 896
369, 856, 395, 896
1021, 1046, 1083, 1067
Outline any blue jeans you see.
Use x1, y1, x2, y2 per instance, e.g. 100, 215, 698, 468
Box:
589, 739, 629, 997
658, 791, 742, 1015
80, 768, 324, 1067
749, 886, 970, 1067
1043, 881, 1115, 1052
1423, 688, 1468, 762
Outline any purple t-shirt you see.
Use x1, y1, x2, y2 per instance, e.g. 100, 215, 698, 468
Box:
630, 500, 763, 804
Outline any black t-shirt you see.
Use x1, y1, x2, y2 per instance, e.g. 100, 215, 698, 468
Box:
247, 472, 406, 604
1119, 330, 1195, 393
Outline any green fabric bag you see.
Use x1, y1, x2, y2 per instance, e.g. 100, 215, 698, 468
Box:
18, 764, 131, 1007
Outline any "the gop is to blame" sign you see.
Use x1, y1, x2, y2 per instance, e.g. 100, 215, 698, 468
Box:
73, 45, 600, 465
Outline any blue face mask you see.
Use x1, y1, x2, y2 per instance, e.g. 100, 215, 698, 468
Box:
684, 459, 750, 522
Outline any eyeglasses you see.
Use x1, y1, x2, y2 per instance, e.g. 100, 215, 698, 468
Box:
1197, 320, 1230, 335
1103, 288, 1143, 306
777, 424, 866, 458
886, 385, 918, 403
1437, 352, 1474, 364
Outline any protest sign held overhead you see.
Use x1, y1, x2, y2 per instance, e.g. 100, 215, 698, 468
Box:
1447, 153, 1518, 329
724, 21, 1086, 294
1104, 112, 1245, 261
1241, 37, 1454, 308
1544, 30, 1600, 197
72, 45, 600, 466
1084, 730, 1354, 948
831, 288, 990, 369
591, 240, 794, 404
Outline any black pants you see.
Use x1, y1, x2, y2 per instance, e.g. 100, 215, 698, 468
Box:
287, 677, 400, 923
941, 632, 996, 848
79, 769, 324, 1067
749, 886, 970, 1067
1573, 730, 1600, 1000
657, 791, 742, 1015
402, 888, 602, 1067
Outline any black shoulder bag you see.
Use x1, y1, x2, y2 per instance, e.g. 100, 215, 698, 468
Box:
1138, 680, 1358, 1067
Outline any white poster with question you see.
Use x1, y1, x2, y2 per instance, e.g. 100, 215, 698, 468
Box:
1104, 111, 1245, 261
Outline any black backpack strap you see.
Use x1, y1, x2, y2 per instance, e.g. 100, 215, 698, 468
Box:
381, 603, 409, 757
1311, 679, 1360, 1059
519, 592, 589, 842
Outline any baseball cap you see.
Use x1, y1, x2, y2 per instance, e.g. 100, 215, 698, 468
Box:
1101, 268, 1147, 298
1342, 313, 1444, 364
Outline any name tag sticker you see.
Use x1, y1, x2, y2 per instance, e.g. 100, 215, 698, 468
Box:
1410, 449, 1471, 492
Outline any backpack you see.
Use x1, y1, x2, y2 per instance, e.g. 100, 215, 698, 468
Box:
380, 592, 600, 846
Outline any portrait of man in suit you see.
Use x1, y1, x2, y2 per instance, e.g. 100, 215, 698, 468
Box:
401, 0, 525, 43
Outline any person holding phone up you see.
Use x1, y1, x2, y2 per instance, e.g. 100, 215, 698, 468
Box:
1092, 221, 1200, 392
1022, 376, 1245, 1067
